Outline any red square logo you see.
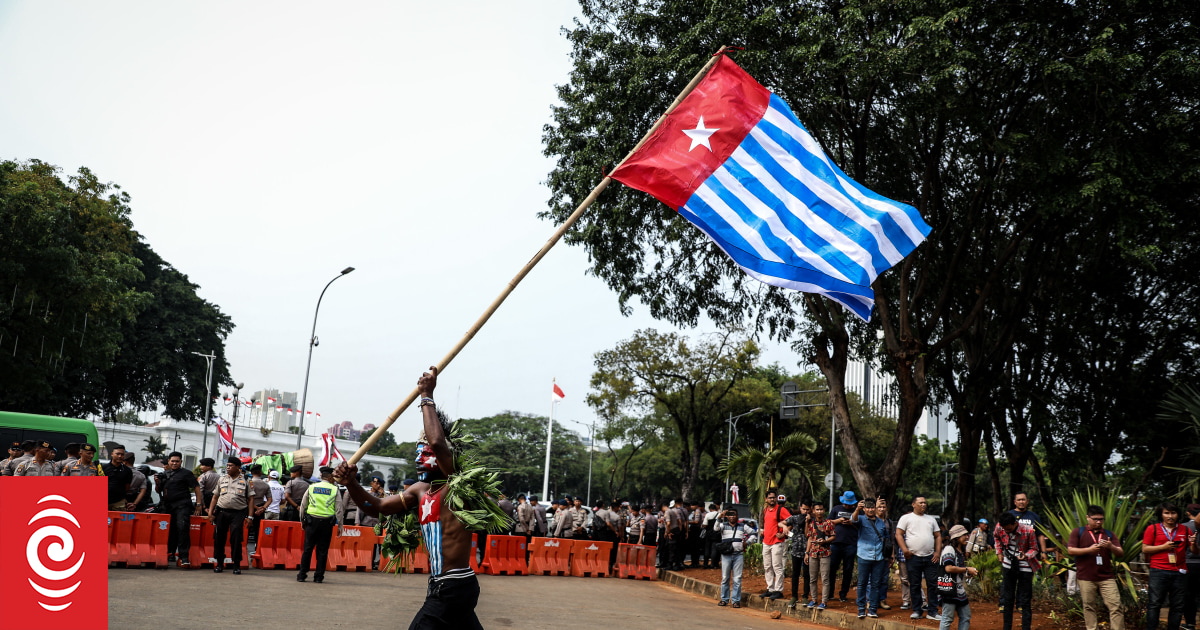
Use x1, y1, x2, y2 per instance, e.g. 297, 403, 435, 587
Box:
0, 477, 108, 629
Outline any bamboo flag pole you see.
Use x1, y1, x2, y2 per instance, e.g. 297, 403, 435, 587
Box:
347, 46, 731, 466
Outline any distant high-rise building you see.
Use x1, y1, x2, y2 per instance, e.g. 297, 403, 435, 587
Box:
845, 360, 956, 443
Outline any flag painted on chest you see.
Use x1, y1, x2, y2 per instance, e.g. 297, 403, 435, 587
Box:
609, 55, 931, 321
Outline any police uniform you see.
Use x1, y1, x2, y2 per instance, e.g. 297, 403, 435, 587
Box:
197, 467, 220, 514
13, 441, 57, 477
282, 467, 309, 522
297, 468, 344, 583
3, 443, 34, 476
0, 442, 23, 476
61, 457, 105, 476
210, 467, 252, 573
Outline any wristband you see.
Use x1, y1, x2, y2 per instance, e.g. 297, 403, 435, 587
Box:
419, 397, 435, 408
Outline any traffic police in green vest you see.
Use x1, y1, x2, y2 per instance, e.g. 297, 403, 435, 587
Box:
297, 466, 344, 584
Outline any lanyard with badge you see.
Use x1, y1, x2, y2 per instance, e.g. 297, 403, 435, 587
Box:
1088, 529, 1105, 566
1161, 524, 1183, 569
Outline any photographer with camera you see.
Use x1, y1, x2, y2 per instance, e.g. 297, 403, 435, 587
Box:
155, 451, 204, 567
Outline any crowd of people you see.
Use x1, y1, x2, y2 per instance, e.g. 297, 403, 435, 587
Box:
703, 488, 1200, 630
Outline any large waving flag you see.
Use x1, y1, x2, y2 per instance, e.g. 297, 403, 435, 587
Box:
610, 55, 930, 320
318, 432, 345, 467
215, 415, 239, 455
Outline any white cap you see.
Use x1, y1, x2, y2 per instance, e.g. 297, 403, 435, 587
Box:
268, 470, 279, 479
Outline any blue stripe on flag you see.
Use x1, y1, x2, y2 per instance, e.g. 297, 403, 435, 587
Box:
679, 201, 875, 321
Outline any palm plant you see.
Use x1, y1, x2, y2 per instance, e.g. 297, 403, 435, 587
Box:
1160, 384, 1200, 500
718, 432, 821, 516
1038, 487, 1155, 602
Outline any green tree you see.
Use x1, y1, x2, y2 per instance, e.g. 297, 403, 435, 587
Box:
360, 427, 398, 454
458, 412, 590, 498
542, 0, 1200, 514
720, 432, 821, 516
589, 328, 770, 500
143, 435, 168, 463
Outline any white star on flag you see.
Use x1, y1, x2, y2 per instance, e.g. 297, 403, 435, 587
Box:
682, 116, 718, 152
420, 497, 435, 521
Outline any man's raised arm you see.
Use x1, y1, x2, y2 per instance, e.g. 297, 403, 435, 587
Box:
335, 462, 417, 517
417, 366, 454, 477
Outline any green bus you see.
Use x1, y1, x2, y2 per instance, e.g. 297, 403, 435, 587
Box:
0, 411, 101, 462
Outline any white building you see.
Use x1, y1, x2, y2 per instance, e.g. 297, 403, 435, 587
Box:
93, 416, 407, 480
845, 359, 956, 443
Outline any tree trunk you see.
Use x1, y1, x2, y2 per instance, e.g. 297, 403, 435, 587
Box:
984, 427, 1003, 518
949, 423, 983, 525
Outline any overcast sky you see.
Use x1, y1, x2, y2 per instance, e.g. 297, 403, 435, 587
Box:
0, 1, 805, 444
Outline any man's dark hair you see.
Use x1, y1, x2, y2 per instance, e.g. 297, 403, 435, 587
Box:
766, 489, 777, 498
864, 499, 876, 508
199, 457, 215, 467
811, 502, 826, 511
21, 440, 35, 451
1157, 502, 1181, 522
801, 498, 813, 508
517, 494, 526, 501
1187, 504, 1200, 518
1086, 505, 1105, 517
65, 443, 79, 455
594, 499, 605, 508
529, 495, 538, 502
111, 443, 126, 451
660, 501, 669, 509
998, 512, 1018, 527
167, 451, 183, 460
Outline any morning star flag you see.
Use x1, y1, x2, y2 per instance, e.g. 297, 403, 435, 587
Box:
609, 55, 931, 320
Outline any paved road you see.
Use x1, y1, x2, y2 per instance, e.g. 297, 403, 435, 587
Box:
109, 567, 799, 629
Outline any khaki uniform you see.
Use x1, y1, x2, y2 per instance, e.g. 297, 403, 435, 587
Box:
198, 469, 220, 503
14, 459, 58, 476
3, 452, 32, 476
569, 506, 587, 533
214, 474, 252, 511
515, 501, 535, 535
62, 460, 105, 476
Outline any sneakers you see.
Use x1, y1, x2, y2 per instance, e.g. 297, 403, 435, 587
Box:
911, 613, 923, 619
901, 604, 911, 610
768, 591, 783, 600
297, 575, 307, 582
806, 600, 817, 609
858, 612, 866, 619
817, 603, 827, 610
879, 603, 892, 610
786, 598, 798, 609
838, 597, 849, 602
868, 611, 879, 618
927, 614, 942, 621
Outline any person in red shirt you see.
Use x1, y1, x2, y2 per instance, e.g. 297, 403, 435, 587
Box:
760, 490, 791, 600
1142, 503, 1199, 630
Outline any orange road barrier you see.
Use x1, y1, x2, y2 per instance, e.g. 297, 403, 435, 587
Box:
107, 512, 171, 568
616, 543, 657, 581
469, 533, 481, 573
481, 534, 528, 575
187, 515, 248, 569
380, 533, 480, 574
527, 537, 571, 576
569, 539, 612, 578
323, 525, 374, 572
253, 520, 304, 569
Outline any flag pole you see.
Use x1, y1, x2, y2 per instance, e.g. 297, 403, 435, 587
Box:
347, 46, 732, 466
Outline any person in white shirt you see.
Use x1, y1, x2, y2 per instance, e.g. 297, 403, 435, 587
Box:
896, 496, 943, 621
716, 509, 749, 608
265, 470, 286, 520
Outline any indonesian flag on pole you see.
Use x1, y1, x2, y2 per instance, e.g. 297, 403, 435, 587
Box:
268, 397, 277, 403
552, 383, 565, 402
216, 416, 238, 455
318, 432, 345, 467
609, 55, 931, 321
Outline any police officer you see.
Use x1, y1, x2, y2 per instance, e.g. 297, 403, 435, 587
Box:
0, 441, 22, 475
282, 464, 309, 522
297, 466, 344, 584
62, 443, 104, 476
13, 441, 57, 476
206, 456, 252, 574
61, 443, 80, 471
3, 440, 35, 475
197, 458, 219, 515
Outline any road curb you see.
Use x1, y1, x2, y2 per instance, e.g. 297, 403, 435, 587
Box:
657, 569, 931, 630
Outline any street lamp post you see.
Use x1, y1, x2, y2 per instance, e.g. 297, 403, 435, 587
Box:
724, 407, 761, 504
568, 418, 597, 505
227, 381, 244, 451
297, 267, 355, 449
192, 350, 216, 460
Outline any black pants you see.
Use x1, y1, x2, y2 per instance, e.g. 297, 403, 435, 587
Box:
705, 531, 719, 567
166, 503, 192, 557
299, 516, 335, 580
1000, 566, 1033, 630
830, 542, 856, 598
1147, 568, 1187, 630
213, 509, 245, 566
409, 569, 483, 630
1184, 567, 1200, 626
790, 555, 810, 599
281, 505, 299, 521
687, 524, 702, 565
668, 528, 683, 568
202, 492, 214, 515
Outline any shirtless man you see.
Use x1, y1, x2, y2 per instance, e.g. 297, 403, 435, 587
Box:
336, 366, 482, 630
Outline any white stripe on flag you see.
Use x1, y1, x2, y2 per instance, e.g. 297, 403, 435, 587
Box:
748, 124, 905, 268
692, 184, 786, 264
761, 105, 928, 248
